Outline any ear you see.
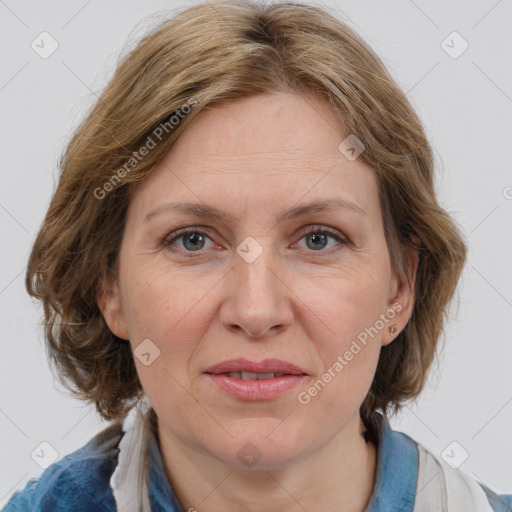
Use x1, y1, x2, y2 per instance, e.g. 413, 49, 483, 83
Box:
97, 276, 130, 341
382, 244, 419, 347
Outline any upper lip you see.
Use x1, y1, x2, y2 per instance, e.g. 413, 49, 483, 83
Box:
204, 358, 308, 375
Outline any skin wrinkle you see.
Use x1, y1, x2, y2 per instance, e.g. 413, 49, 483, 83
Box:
18, 5, 469, 508
99, 91, 417, 512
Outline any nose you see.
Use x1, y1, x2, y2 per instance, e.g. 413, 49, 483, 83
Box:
219, 244, 294, 339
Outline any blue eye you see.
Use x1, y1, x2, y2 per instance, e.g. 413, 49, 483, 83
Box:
162, 226, 346, 257
163, 229, 215, 253
299, 226, 345, 252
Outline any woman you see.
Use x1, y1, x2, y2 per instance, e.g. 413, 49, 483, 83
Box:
3, 0, 511, 511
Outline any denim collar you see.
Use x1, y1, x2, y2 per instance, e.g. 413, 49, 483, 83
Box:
146, 412, 419, 512
364, 413, 418, 511
146, 423, 185, 512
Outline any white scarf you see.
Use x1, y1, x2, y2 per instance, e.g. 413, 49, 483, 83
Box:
108, 398, 495, 511
109, 396, 153, 512
414, 443, 494, 511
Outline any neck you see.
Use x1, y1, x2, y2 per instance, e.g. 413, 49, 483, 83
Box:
156, 413, 378, 512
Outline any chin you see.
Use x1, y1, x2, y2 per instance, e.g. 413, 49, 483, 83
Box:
208, 423, 311, 470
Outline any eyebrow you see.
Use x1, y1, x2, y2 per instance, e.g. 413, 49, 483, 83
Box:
144, 198, 367, 224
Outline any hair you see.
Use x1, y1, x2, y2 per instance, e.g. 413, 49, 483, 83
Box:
26, 0, 467, 430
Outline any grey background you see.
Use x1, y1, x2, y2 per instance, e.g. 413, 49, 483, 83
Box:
1, 0, 511, 505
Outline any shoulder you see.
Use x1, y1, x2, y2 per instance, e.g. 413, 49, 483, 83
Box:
411, 436, 512, 511
2, 421, 123, 512
372, 414, 511, 511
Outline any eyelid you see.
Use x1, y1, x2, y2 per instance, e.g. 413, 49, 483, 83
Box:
300, 225, 345, 240
162, 224, 349, 255
162, 225, 216, 245
293, 225, 348, 251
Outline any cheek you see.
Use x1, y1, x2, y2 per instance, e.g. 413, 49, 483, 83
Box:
122, 260, 200, 335
122, 266, 204, 418
122, 261, 216, 377
313, 261, 390, 351
301, 283, 384, 417
300, 257, 389, 408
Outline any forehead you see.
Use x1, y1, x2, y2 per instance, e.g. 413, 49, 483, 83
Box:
128, 91, 380, 221
169, 91, 347, 162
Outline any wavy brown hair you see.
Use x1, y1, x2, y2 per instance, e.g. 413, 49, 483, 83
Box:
26, 0, 467, 426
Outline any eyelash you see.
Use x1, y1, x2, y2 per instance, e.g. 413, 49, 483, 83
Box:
161, 225, 347, 257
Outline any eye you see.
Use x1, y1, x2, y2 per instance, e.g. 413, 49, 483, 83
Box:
161, 225, 347, 257
296, 226, 346, 253
162, 228, 216, 255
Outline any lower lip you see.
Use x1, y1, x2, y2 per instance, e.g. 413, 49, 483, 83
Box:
206, 374, 307, 400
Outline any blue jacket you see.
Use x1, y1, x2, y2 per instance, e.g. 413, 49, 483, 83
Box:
3, 409, 511, 511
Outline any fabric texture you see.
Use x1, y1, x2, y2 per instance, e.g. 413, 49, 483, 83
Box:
109, 398, 152, 512
3, 398, 511, 511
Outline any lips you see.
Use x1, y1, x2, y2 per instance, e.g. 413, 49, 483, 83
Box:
221, 371, 284, 380
205, 358, 308, 400
204, 358, 308, 377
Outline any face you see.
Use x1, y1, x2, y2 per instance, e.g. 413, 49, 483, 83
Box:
99, 91, 416, 469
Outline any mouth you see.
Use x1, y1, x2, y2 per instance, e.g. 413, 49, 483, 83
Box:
204, 358, 308, 400
210, 371, 293, 380
204, 357, 308, 377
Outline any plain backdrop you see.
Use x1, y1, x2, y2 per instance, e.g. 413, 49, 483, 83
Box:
1, 0, 511, 506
